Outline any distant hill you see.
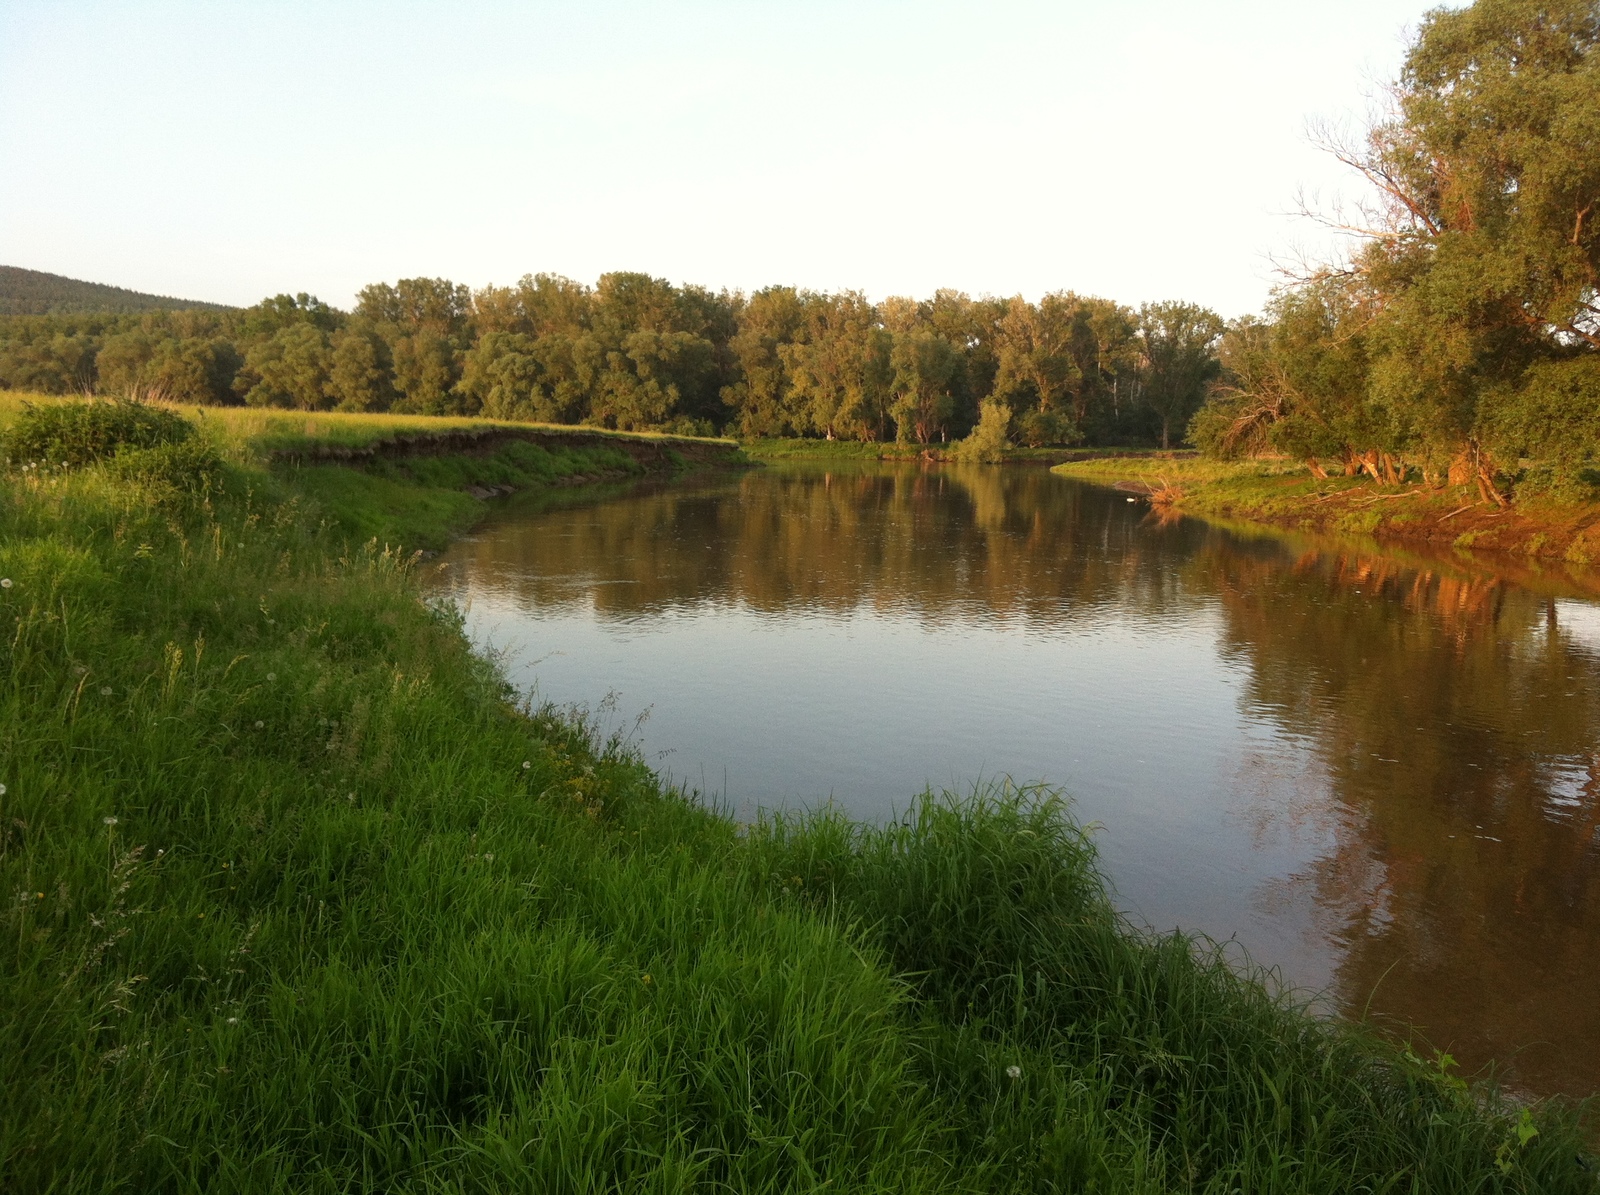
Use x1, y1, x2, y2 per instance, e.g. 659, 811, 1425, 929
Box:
0, 265, 231, 316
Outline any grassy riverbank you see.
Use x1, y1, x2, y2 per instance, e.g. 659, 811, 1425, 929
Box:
1054, 455, 1600, 564
2, 400, 1596, 1191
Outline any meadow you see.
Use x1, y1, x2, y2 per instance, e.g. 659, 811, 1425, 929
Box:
1, 396, 1595, 1192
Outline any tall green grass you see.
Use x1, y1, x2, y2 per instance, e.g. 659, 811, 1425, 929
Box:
0, 406, 1594, 1192
751, 795, 1595, 1191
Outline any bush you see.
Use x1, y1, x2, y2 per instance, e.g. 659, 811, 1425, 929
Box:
3, 399, 195, 468
1014, 407, 1077, 448
104, 437, 226, 502
953, 400, 1011, 462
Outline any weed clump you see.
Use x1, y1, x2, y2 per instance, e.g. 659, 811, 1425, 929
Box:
104, 437, 226, 502
3, 398, 195, 468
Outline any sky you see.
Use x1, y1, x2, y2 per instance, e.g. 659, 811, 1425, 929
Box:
0, 1, 1442, 317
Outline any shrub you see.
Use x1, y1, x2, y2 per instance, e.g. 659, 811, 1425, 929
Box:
953, 400, 1011, 463
1014, 406, 1076, 448
104, 437, 226, 502
3, 399, 195, 468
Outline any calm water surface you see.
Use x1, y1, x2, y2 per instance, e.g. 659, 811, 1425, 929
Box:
438, 462, 1600, 1100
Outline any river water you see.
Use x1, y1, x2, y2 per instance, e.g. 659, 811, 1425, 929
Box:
437, 461, 1600, 1101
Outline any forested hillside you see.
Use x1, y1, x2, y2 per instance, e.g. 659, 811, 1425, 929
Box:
0, 265, 229, 317
0, 275, 1222, 447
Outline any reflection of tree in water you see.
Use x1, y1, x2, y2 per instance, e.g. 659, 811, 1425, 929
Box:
448, 464, 1206, 625
1195, 542, 1600, 1097
446, 466, 1600, 1097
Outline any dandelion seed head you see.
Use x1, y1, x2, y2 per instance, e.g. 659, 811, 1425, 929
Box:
101, 686, 113, 696
254, 721, 264, 729
522, 760, 531, 769
0, 783, 6, 796
226, 1016, 238, 1025
266, 673, 276, 682
1006, 1065, 1022, 1080
103, 816, 118, 826
0, 578, 11, 589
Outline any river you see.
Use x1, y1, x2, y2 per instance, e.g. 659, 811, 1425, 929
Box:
436, 460, 1600, 1101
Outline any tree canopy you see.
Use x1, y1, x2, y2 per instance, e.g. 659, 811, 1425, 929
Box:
0, 274, 1216, 446
1194, 0, 1600, 500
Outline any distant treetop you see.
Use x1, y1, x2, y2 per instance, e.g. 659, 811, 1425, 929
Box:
0, 265, 230, 316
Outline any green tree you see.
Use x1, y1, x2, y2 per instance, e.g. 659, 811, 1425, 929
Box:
889, 328, 960, 443
1193, 285, 1395, 478
356, 279, 473, 414
1137, 301, 1224, 449
991, 295, 1082, 440
1069, 297, 1141, 442
93, 330, 158, 397
327, 320, 393, 412
0, 328, 99, 393
1329, 0, 1600, 497
236, 323, 334, 409
722, 286, 808, 437
779, 292, 893, 440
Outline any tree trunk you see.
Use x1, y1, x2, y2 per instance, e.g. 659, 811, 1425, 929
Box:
1462, 439, 1509, 506
1306, 457, 1330, 480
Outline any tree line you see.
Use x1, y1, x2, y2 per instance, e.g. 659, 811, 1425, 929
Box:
1191, 0, 1600, 501
0, 274, 1223, 447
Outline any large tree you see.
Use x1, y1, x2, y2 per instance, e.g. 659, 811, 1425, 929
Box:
721, 286, 808, 437
1333, 0, 1600, 495
1137, 301, 1224, 449
779, 292, 893, 440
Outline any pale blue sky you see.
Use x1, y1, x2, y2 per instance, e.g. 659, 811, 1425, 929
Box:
0, 1, 1440, 316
